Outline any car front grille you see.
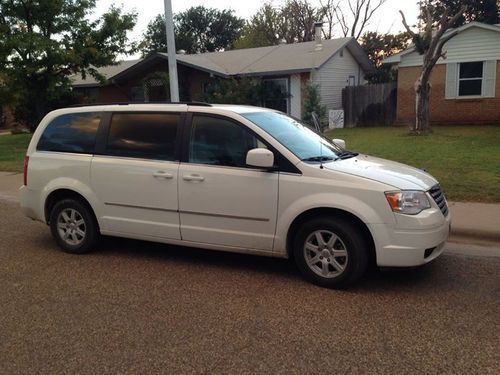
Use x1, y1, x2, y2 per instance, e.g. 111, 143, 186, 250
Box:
429, 185, 448, 217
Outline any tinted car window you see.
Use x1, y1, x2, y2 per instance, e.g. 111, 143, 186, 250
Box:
189, 115, 266, 167
37, 112, 101, 153
106, 113, 179, 161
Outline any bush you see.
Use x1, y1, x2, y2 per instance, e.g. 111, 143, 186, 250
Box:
302, 83, 326, 129
203, 77, 262, 105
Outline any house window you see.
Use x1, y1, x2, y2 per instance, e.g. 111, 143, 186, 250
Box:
458, 62, 483, 96
348, 75, 356, 86
262, 78, 289, 113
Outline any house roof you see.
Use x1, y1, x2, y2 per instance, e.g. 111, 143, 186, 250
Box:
71, 37, 372, 87
383, 22, 500, 65
70, 59, 140, 86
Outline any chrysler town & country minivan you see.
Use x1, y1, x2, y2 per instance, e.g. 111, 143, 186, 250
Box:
20, 103, 450, 288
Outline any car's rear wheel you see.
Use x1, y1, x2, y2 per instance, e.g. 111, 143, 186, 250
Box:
293, 216, 369, 288
49, 199, 99, 254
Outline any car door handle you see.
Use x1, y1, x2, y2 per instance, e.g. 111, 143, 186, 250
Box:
183, 174, 205, 182
153, 171, 174, 179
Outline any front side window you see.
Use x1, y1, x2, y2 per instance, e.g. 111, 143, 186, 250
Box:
189, 115, 266, 168
37, 112, 100, 154
242, 111, 343, 161
106, 113, 179, 160
458, 62, 483, 96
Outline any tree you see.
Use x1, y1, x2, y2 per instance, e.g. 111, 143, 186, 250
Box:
142, 6, 244, 55
234, 4, 282, 49
235, 1, 326, 49
400, 2, 465, 133
360, 31, 411, 83
0, 0, 136, 129
421, 0, 499, 27
280, 0, 326, 43
332, 0, 388, 39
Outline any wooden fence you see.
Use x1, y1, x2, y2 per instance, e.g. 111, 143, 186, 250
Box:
342, 82, 397, 127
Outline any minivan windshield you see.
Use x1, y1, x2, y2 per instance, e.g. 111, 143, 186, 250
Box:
242, 111, 348, 162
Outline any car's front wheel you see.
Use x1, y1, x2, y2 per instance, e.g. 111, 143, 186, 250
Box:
293, 216, 369, 288
49, 199, 99, 254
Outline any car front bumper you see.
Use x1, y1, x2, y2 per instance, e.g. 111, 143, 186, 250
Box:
369, 210, 451, 267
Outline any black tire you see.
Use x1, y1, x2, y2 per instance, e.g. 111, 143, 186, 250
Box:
49, 198, 99, 254
293, 216, 369, 288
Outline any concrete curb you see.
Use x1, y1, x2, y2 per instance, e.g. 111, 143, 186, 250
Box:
450, 228, 500, 243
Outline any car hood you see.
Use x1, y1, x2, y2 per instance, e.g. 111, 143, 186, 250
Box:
323, 154, 438, 190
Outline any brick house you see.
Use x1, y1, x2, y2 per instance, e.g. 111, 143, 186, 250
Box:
384, 22, 500, 125
71, 36, 372, 119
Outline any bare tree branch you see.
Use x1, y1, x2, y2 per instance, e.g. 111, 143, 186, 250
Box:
399, 10, 415, 37
331, 0, 386, 40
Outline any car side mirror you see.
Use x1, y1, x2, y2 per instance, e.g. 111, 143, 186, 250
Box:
246, 148, 274, 168
332, 138, 346, 149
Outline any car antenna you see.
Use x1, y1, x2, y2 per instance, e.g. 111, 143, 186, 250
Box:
312, 112, 324, 169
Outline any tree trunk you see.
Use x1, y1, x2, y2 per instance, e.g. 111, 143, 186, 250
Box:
414, 78, 431, 134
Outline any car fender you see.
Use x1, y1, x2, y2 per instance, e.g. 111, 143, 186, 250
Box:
40, 177, 102, 225
273, 192, 395, 255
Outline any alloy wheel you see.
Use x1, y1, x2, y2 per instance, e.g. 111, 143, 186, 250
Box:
56, 208, 86, 246
303, 230, 348, 278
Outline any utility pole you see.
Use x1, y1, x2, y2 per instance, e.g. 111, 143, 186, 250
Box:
163, 0, 179, 101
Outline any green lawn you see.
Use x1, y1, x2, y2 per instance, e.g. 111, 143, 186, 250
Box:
325, 125, 500, 203
0, 126, 499, 202
0, 133, 31, 172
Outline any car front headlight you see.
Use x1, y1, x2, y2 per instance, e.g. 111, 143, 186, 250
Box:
384, 190, 431, 215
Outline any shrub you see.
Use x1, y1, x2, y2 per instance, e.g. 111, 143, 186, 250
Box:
302, 83, 326, 129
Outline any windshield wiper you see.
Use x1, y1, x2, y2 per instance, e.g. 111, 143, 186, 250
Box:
301, 156, 337, 162
336, 151, 359, 160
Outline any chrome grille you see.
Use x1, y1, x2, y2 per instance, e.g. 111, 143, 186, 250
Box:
429, 185, 448, 217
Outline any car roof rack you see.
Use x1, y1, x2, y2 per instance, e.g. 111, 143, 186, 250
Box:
67, 101, 212, 108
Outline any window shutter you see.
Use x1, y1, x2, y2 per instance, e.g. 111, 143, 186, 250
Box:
482, 60, 497, 98
445, 63, 458, 99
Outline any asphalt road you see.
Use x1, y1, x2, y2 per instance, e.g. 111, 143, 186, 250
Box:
0, 201, 499, 374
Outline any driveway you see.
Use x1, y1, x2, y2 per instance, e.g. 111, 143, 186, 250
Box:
0, 201, 499, 373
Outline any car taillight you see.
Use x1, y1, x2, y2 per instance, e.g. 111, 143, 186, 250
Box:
23, 156, 29, 186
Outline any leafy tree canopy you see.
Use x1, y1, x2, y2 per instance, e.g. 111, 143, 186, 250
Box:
360, 31, 411, 83
0, 0, 137, 128
421, 0, 499, 27
235, 1, 326, 49
142, 6, 245, 55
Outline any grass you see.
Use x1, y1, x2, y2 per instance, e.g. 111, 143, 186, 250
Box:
0, 126, 499, 202
325, 125, 500, 203
0, 133, 31, 172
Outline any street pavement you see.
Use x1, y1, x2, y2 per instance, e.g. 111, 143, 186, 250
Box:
0, 200, 499, 374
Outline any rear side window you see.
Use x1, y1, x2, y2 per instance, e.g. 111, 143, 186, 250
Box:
37, 112, 101, 153
106, 113, 179, 161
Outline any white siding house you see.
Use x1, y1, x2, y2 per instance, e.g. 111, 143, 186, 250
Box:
313, 47, 367, 110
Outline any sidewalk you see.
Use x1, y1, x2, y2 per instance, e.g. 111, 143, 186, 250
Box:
0, 171, 499, 245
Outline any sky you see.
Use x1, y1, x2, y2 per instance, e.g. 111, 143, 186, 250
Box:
94, 0, 421, 55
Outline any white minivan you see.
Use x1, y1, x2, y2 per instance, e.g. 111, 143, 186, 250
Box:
20, 103, 450, 288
